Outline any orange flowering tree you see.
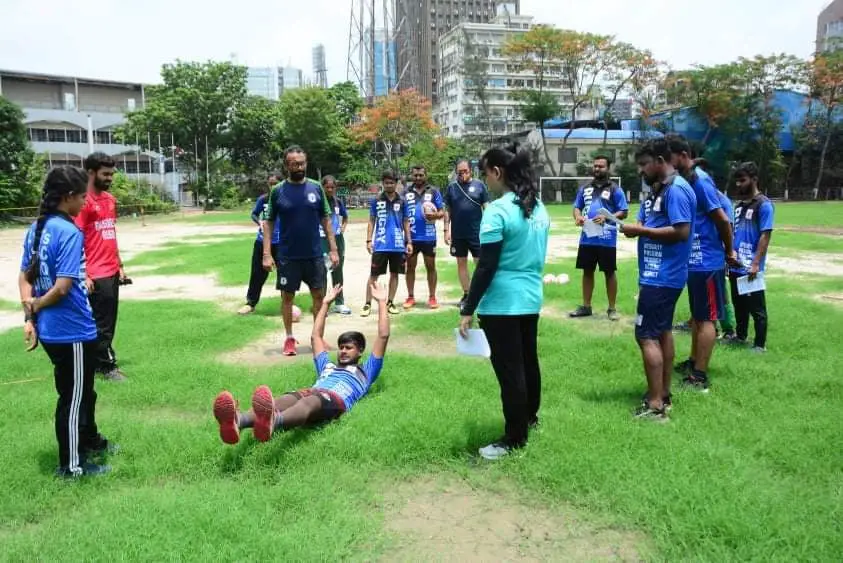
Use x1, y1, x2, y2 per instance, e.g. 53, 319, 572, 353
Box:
808, 47, 843, 190
350, 89, 439, 166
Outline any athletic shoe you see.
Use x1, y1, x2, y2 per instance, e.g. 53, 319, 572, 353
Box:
251, 385, 276, 442
607, 308, 620, 321
674, 359, 694, 376
479, 441, 516, 461
428, 296, 440, 309
750, 346, 767, 354
633, 403, 669, 423
568, 305, 593, 318
403, 297, 416, 309
237, 304, 255, 315
99, 369, 126, 382
681, 375, 710, 394
283, 337, 297, 356
387, 302, 400, 315
213, 391, 240, 445
360, 304, 372, 317
83, 438, 120, 460
57, 462, 112, 478
641, 393, 673, 412
333, 304, 352, 315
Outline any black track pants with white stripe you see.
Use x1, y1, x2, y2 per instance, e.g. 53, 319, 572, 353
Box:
42, 341, 99, 475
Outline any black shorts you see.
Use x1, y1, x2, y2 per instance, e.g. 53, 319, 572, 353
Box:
450, 238, 480, 258
275, 256, 327, 293
371, 252, 406, 276
410, 241, 436, 257
687, 270, 726, 322
288, 388, 346, 423
576, 245, 617, 273
635, 285, 683, 340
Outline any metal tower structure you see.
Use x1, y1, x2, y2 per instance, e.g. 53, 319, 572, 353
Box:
346, 0, 401, 101
313, 44, 328, 88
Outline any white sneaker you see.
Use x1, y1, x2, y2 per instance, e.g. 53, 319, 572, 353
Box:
333, 304, 352, 315
478, 441, 513, 461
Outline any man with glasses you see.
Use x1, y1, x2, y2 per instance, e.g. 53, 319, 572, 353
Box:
263, 146, 339, 356
444, 159, 489, 309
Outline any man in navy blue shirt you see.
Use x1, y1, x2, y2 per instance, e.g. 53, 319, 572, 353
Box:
622, 139, 696, 422
403, 165, 445, 310
444, 159, 489, 309
667, 135, 738, 392
239, 172, 281, 315
569, 156, 629, 321
362, 169, 412, 317
263, 146, 339, 356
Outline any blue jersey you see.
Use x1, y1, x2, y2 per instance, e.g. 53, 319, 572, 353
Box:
717, 191, 734, 226
444, 179, 488, 240
320, 196, 348, 238
687, 169, 725, 272
19, 215, 98, 344
253, 194, 280, 245
370, 192, 408, 253
404, 185, 443, 242
573, 181, 628, 248
731, 194, 775, 275
264, 180, 329, 259
312, 351, 384, 411
637, 175, 696, 289
477, 192, 551, 316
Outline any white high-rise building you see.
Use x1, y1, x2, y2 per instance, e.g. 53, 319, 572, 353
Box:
437, 9, 592, 138
246, 67, 279, 100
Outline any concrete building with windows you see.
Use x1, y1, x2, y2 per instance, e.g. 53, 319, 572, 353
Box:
818, 0, 843, 51
0, 69, 183, 201
436, 9, 597, 139
395, 0, 520, 103
246, 66, 280, 100
369, 28, 397, 97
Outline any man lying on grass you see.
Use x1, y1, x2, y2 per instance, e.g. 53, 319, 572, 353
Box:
213, 282, 389, 444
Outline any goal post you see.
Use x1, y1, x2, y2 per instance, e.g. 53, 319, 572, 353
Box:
538, 176, 626, 204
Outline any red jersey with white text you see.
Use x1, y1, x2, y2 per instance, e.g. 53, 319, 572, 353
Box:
74, 190, 120, 279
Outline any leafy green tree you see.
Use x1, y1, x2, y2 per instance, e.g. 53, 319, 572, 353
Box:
0, 96, 43, 212
227, 95, 282, 175
328, 81, 364, 126
278, 86, 347, 177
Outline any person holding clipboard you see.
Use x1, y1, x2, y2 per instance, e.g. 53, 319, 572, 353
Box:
458, 144, 551, 461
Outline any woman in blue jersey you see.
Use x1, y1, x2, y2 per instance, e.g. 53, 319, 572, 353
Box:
458, 143, 551, 461
19, 166, 115, 478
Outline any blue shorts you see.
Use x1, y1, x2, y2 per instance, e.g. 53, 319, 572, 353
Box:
687, 270, 726, 322
636, 285, 683, 340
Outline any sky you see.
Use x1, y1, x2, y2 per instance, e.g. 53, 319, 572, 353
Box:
0, 0, 830, 87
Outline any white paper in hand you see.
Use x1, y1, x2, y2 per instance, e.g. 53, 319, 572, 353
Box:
454, 328, 491, 358
598, 208, 624, 227
737, 273, 766, 295
582, 219, 604, 238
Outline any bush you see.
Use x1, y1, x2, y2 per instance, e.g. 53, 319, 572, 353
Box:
110, 171, 177, 216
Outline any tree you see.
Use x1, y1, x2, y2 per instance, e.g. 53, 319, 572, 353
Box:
808, 47, 843, 192
601, 44, 659, 146
227, 95, 282, 176
116, 60, 249, 187
0, 96, 43, 212
328, 81, 364, 126
350, 89, 438, 167
503, 25, 566, 175
278, 86, 347, 177
664, 63, 743, 144
461, 28, 495, 146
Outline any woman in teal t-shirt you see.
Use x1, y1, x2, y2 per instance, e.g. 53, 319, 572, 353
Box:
459, 143, 551, 461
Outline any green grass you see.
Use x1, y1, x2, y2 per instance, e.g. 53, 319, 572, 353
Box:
1, 214, 841, 561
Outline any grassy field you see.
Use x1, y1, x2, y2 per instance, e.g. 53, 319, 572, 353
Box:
0, 203, 840, 561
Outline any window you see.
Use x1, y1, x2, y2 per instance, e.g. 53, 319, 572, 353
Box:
66, 129, 87, 143
63, 93, 75, 111
558, 148, 578, 163
95, 131, 111, 144
48, 129, 65, 142
29, 128, 48, 142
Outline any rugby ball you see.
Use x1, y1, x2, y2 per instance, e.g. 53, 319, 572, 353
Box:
292, 305, 302, 322
422, 202, 437, 216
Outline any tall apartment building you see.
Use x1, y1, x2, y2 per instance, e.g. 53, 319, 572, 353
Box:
438, 11, 593, 138
0, 69, 183, 201
368, 28, 397, 96
394, 0, 520, 103
818, 0, 843, 51
313, 45, 328, 88
246, 66, 280, 100
279, 66, 306, 96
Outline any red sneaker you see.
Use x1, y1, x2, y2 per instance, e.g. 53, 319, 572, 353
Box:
283, 336, 297, 356
428, 296, 440, 309
251, 385, 276, 442
403, 297, 416, 310
213, 391, 240, 445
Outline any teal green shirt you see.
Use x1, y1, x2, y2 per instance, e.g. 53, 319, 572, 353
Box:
476, 192, 550, 316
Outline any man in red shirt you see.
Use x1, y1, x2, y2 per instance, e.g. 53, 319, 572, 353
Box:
75, 153, 127, 381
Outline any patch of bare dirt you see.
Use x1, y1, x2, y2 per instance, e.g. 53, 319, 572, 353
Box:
380, 477, 646, 562
777, 226, 843, 236
766, 253, 843, 277
0, 311, 21, 334
816, 293, 843, 306
546, 233, 637, 262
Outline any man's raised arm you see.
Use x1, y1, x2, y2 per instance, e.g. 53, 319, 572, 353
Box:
369, 282, 390, 358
